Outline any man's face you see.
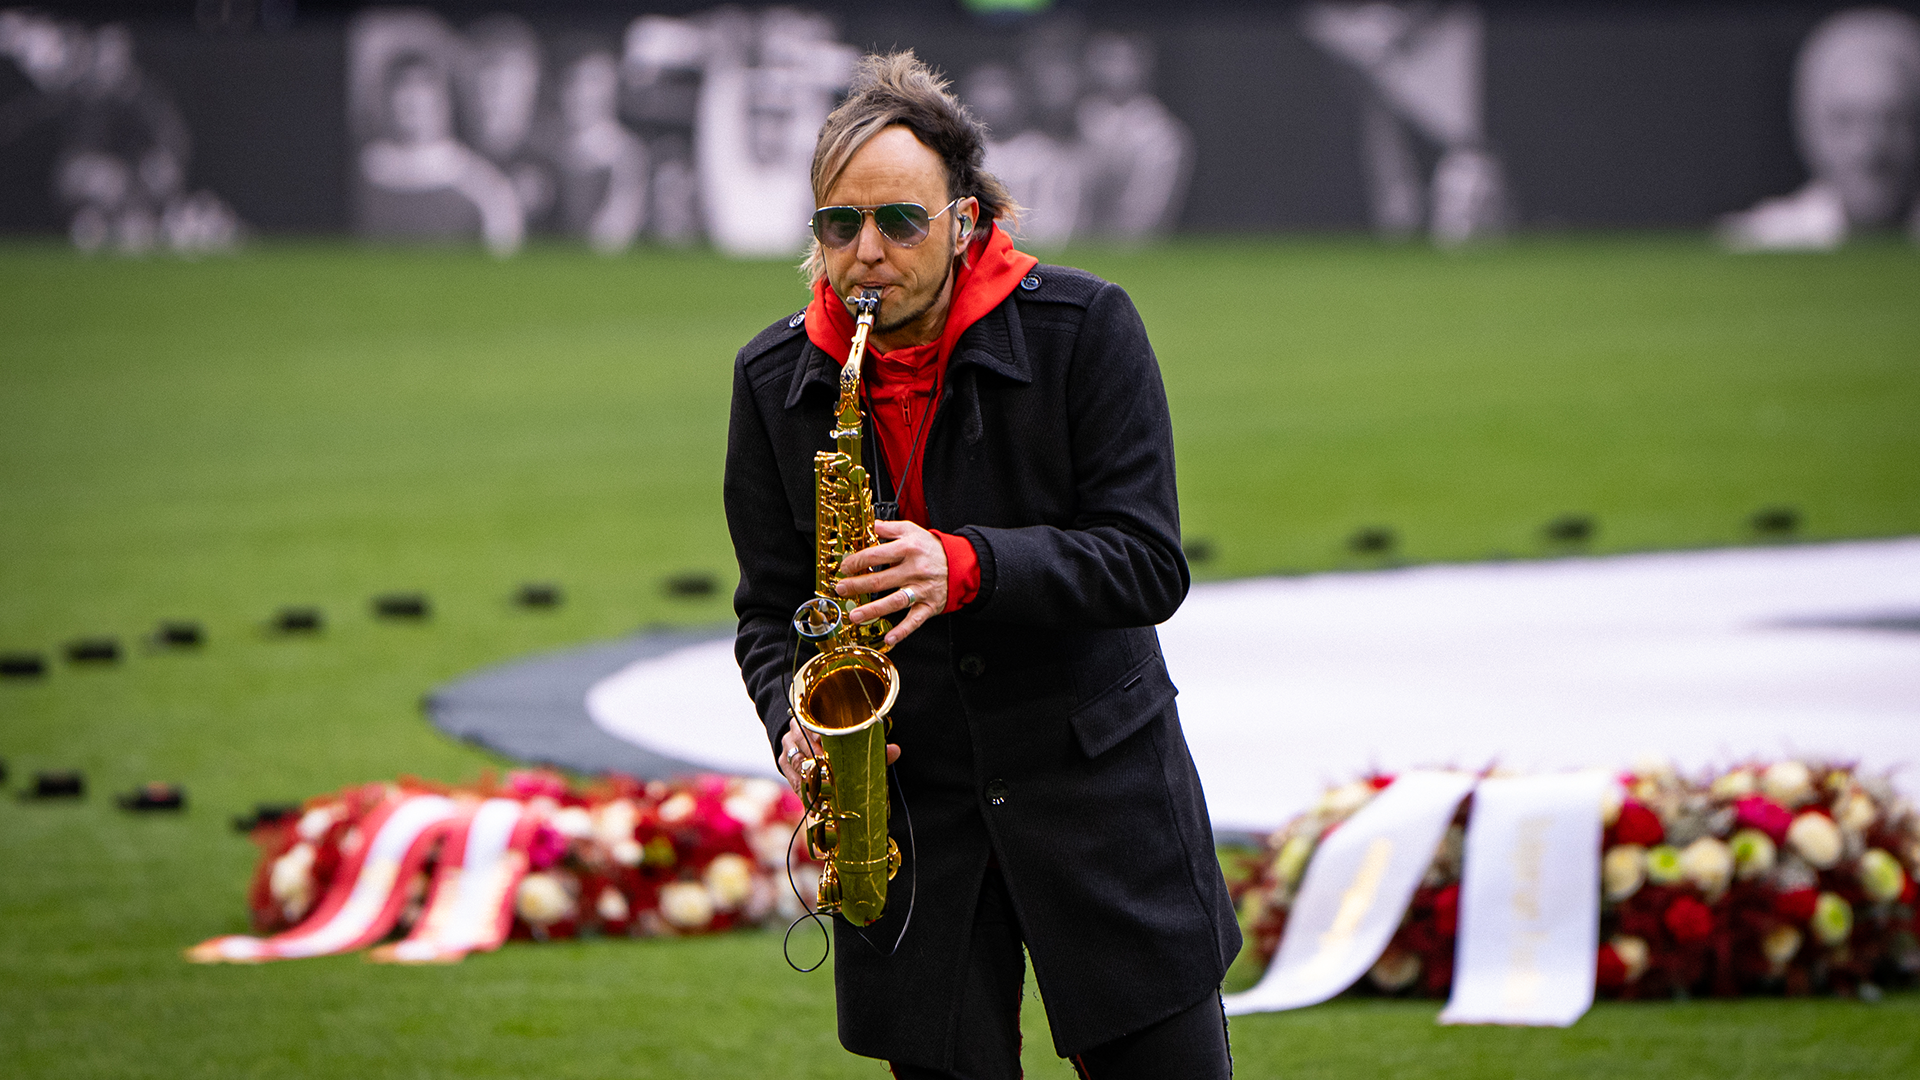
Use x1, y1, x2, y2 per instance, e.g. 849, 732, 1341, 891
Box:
820, 125, 977, 350
1802, 52, 1920, 226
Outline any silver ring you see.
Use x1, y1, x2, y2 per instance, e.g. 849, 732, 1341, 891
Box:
901, 587, 918, 608
785, 746, 800, 763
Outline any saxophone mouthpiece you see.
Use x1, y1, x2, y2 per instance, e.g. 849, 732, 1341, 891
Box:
852, 288, 880, 320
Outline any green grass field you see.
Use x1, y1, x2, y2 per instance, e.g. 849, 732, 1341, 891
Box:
2, 236, 1917, 1077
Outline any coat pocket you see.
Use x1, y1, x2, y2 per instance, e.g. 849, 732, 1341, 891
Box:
1067, 651, 1178, 759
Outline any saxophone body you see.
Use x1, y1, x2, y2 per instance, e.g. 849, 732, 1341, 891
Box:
792, 289, 902, 928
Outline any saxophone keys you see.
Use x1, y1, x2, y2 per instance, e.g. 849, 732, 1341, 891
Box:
816, 863, 841, 911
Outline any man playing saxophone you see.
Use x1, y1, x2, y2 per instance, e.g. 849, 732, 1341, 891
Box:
724, 52, 1238, 1080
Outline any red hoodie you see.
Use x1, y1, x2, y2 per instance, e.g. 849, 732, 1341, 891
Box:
802, 223, 1038, 613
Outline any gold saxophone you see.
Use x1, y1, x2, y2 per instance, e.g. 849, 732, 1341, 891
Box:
791, 288, 902, 927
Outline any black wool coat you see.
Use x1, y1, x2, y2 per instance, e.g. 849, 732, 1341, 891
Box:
724, 264, 1240, 1066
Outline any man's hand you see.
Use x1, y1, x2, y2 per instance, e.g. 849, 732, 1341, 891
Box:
834, 518, 947, 648
779, 719, 901, 795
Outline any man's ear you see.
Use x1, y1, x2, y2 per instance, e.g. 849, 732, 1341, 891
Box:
956, 196, 980, 240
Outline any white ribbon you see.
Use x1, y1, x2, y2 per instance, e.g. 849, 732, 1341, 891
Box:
1439, 771, 1607, 1026
1224, 770, 1476, 1015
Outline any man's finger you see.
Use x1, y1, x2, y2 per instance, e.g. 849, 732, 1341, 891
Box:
836, 568, 901, 598
840, 538, 912, 574
883, 603, 930, 646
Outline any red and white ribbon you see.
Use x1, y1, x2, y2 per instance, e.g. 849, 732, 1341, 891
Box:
371, 798, 539, 963
188, 794, 458, 962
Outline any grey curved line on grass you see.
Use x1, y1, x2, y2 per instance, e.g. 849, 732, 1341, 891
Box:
424, 624, 734, 779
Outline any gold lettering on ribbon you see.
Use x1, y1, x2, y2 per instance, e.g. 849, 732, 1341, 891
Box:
1502, 815, 1553, 1008
1315, 837, 1395, 960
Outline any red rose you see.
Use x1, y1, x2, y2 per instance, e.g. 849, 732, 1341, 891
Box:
1595, 944, 1627, 989
1734, 795, 1793, 844
1664, 895, 1715, 944
1774, 888, 1818, 923
1614, 803, 1664, 846
1432, 884, 1460, 935
527, 822, 567, 870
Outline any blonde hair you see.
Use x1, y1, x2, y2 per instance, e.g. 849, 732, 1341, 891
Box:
801, 51, 1020, 284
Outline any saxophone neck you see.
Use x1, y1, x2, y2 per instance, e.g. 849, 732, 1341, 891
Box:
833, 289, 880, 451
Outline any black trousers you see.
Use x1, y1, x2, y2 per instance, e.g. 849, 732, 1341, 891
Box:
888, 866, 1232, 1080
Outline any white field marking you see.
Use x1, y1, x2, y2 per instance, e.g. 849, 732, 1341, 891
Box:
588, 539, 1920, 830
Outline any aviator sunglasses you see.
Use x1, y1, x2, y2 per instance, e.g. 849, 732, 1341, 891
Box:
810, 199, 961, 250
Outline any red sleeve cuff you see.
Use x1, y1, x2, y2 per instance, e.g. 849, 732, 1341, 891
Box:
933, 530, 980, 613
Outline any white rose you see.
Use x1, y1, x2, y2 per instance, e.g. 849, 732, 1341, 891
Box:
592, 799, 640, 847
1729, 829, 1776, 880
1367, 947, 1421, 992
1709, 770, 1756, 800
659, 880, 715, 930
746, 823, 796, 869
1762, 762, 1814, 807
1786, 813, 1843, 870
595, 886, 631, 923
1762, 925, 1802, 972
514, 871, 575, 927
1610, 934, 1650, 982
723, 778, 784, 828
295, 806, 339, 841
549, 806, 595, 839
1317, 781, 1376, 818
658, 792, 696, 824
1834, 791, 1877, 834
1681, 837, 1734, 897
704, 852, 755, 911
269, 842, 317, 920
1603, 845, 1647, 901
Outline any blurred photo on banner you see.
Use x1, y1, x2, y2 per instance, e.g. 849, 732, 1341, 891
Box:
0, 8, 242, 254
624, 8, 856, 257
960, 17, 1192, 248
1302, 1, 1509, 245
1720, 7, 1920, 250
350, 9, 527, 255
349, 5, 857, 257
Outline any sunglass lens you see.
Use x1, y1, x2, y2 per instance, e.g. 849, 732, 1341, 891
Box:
873, 203, 931, 245
814, 208, 865, 249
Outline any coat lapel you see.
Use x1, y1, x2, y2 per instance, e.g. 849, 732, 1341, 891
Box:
784, 339, 838, 410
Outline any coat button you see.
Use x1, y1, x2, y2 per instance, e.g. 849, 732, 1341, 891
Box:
958, 654, 986, 678
788, 311, 805, 328
985, 779, 1010, 806
1019, 274, 1041, 291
